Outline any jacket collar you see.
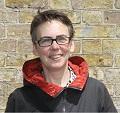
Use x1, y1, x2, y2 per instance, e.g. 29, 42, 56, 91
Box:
22, 56, 89, 97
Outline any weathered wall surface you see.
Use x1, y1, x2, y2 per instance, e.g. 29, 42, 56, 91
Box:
0, 0, 120, 112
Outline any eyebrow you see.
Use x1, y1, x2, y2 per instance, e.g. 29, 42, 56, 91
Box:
40, 34, 69, 38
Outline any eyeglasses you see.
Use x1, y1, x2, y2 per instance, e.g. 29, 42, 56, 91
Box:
36, 35, 71, 47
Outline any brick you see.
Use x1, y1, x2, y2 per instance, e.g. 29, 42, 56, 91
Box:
71, 0, 83, 10
74, 25, 115, 38
115, 0, 120, 9
112, 97, 120, 110
114, 84, 120, 96
0, 39, 16, 52
6, 10, 18, 23
29, 0, 48, 8
0, 10, 6, 23
17, 39, 33, 53
0, 68, 17, 82
19, 10, 36, 23
0, 24, 5, 38
89, 67, 104, 80
82, 39, 102, 54
0, 96, 7, 109
7, 82, 22, 97
105, 84, 114, 96
6, 54, 25, 67
82, 54, 113, 66
6, 0, 49, 8
0, 83, 7, 97
0, 10, 18, 23
103, 40, 120, 54
0, 83, 8, 109
7, 24, 30, 39
49, 0, 72, 9
0, 54, 6, 67
73, 41, 81, 53
63, 11, 81, 24
71, 0, 113, 9
115, 55, 120, 67
104, 68, 120, 84
15, 68, 24, 83
104, 11, 120, 24
5, 0, 31, 8
82, 11, 102, 24
116, 25, 120, 38
22, 53, 36, 61
0, 0, 4, 8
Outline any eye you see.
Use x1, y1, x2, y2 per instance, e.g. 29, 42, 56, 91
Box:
40, 38, 51, 43
57, 35, 69, 43
38, 37, 52, 46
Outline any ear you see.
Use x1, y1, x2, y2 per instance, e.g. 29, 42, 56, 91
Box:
70, 40, 75, 53
33, 44, 39, 56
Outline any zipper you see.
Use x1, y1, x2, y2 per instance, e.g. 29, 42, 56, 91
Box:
62, 88, 67, 112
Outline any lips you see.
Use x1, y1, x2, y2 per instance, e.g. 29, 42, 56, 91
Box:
49, 54, 63, 60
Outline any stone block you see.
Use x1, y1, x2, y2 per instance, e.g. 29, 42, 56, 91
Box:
0, 24, 5, 38
49, 0, 72, 9
89, 67, 104, 80
104, 83, 114, 96
0, 68, 17, 82
82, 54, 113, 67
116, 25, 120, 38
19, 10, 36, 23
104, 68, 120, 84
115, 0, 120, 9
63, 10, 81, 24
71, 0, 83, 9
6, 82, 23, 97
74, 25, 115, 38
115, 55, 120, 67
17, 39, 33, 53
7, 24, 30, 39
73, 41, 81, 53
71, 0, 113, 9
6, 54, 25, 66
82, 10, 102, 24
6, 0, 48, 8
0, 54, 6, 67
104, 11, 120, 24
0, 0, 4, 8
6, 10, 18, 23
82, 39, 102, 54
0, 10, 6, 23
0, 39, 16, 52
0, 82, 8, 109
112, 97, 120, 109
103, 40, 120, 54
114, 84, 120, 96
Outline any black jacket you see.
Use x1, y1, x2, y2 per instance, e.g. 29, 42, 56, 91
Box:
5, 56, 117, 112
5, 78, 117, 112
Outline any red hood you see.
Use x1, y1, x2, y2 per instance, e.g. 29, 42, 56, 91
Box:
22, 56, 89, 97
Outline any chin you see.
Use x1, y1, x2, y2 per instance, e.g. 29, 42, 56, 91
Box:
48, 61, 67, 69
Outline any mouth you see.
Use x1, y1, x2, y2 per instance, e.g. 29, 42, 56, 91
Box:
49, 54, 63, 61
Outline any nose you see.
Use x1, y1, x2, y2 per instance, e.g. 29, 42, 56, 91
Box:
50, 40, 60, 50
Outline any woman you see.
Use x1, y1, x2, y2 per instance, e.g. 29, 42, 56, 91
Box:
5, 10, 117, 112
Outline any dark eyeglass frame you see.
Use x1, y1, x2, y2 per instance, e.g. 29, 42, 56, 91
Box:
36, 35, 71, 47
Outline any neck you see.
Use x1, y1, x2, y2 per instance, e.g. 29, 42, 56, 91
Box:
42, 64, 70, 87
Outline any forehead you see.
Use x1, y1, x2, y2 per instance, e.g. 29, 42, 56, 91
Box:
36, 20, 69, 37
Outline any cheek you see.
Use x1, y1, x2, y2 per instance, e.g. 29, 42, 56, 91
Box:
37, 48, 49, 57
61, 45, 71, 53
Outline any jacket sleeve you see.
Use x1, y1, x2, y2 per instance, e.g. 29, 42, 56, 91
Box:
5, 93, 15, 112
100, 84, 117, 112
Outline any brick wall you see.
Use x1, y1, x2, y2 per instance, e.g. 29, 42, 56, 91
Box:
0, 0, 120, 112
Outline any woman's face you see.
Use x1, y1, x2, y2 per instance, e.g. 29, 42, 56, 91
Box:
33, 20, 74, 71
